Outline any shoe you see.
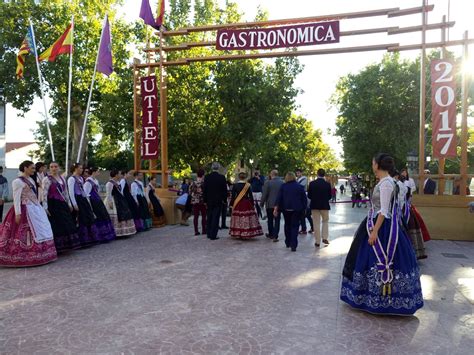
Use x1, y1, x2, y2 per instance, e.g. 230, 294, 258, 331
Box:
291, 248, 296, 252
221, 226, 229, 229
322, 239, 329, 245
195, 232, 200, 236
308, 230, 314, 233
265, 233, 273, 239
299, 231, 307, 235
315, 243, 320, 248
210, 237, 220, 240
262, 216, 267, 220
273, 238, 279, 242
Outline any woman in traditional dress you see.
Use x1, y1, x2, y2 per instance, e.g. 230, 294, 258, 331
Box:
131, 171, 152, 230
400, 168, 429, 258
0, 160, 57, 267
146, 175, 166, 228
340, 154, 423, 315
68, 163, 99, 247
229, 172, 263, 240
105, 169, 136, 237
121, 170, 144, 232
42, 162, 81, 252
84, 167, 116, 243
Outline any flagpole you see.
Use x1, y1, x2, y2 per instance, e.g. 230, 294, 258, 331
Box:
65, 15, 74, 171
76, 15, 106, 164
29, 19, 55, 161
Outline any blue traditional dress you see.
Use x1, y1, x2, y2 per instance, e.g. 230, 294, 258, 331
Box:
340, 176, 423, 315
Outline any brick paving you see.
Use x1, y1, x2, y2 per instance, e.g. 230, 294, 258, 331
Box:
0, 200, 473, 354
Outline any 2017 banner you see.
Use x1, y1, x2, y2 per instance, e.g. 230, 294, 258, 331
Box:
216, 21, 340, 50
140, 75, 160, 159
431, 59, 457, 158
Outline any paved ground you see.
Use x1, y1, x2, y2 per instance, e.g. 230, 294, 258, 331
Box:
0, 197, 473, 354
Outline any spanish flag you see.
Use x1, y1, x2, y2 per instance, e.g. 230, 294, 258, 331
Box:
156, 0, 165, 27
39, 23, 73, 62
16, 27, 35, 79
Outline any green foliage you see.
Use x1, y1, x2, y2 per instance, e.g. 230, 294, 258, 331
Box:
1, 0, 338, 175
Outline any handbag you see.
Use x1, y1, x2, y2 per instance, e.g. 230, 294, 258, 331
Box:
176, 193, 188, 208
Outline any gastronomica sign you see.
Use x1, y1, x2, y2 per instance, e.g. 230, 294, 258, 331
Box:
216, 21, 340, 50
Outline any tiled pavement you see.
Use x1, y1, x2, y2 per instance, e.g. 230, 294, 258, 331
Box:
0, 201, 473, 354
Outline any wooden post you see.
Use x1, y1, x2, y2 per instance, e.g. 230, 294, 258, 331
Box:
418, 0, 427, 194
160, 28, 169, 188
133, 63, 139, 171
460, 30, 470, 196
438, 15, 447, 195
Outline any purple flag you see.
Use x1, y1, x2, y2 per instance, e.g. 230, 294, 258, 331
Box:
140, 0, 159, 30
97, 16, 113, 76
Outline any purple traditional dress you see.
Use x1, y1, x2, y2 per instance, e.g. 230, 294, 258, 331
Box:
42, 175, 81, 252
121, 179, 144, 232
67, 175, 99, 247
84, 177, 116, 242
0, 176, 57, 267
340, 176, 423, 315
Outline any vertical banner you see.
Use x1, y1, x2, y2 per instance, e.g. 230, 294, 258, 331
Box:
140, 75, 160, 159
431, 59, 457, 158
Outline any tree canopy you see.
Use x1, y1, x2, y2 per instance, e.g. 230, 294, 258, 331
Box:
0, 0, 338, 176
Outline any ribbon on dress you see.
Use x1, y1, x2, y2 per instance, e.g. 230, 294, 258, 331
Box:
403, 196, 411, 223
366, 180, 400, 295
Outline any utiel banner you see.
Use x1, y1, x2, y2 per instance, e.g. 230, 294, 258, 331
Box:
140, 75, 160, 159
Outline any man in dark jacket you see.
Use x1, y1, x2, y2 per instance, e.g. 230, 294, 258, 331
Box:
261, 170, 284, 241
307, 168, 332, 248
203, 162, 228, 240
423, 170, 436, 195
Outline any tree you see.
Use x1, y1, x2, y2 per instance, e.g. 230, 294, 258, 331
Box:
332, 53, 420, 173
0, 0, 137, 166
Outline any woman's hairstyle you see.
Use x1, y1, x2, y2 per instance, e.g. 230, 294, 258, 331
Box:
110, 169, 119, 178
197, 169, 205, 178
70, 163, 82, 174
148, 175, 156, 182
390, 169, 400, 178
133, 171, 141, 177
238, 172, 247, 180
49, 161, 59, 168
373, 153, 395, 173
400, 167, 410, 179
285, 172, 296, 183
35, 162, 45, 170
85, 166, 98, 175
19, 160, 34, 172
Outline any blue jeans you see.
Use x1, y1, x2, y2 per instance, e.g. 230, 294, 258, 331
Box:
283, 210, 301, 250
266, 208, 280, 238
206, 205, 222, 239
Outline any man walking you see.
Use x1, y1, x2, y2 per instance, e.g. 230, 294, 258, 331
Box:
203, 162, 228, 240
249, 170, 265, 219
261, 170, 284, 242
0, 166, 7, 222
308, 168, 332, 248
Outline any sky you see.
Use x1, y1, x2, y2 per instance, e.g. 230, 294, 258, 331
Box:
6, 0, 474, 159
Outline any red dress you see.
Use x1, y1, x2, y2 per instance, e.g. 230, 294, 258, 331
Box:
229, 182, 263, 239
0, 177, 57, 267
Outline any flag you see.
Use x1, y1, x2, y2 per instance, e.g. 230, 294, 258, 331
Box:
140, 0, 165, 30
156, 0, 165, 27
39, 23, 73, 62
16, 26, 35, 79
97, 16, 113, 76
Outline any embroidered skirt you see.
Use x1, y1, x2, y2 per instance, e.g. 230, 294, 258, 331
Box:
89, 197, 116, 243
340, 217, 424, 315
229, 199, 263, 239
411, 205, 431, 242
0, 205, 57, 267
73, 195, 99, 247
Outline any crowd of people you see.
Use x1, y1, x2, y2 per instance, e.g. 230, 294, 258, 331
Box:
0, 161, 166, 267
0, 154, 435, 316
